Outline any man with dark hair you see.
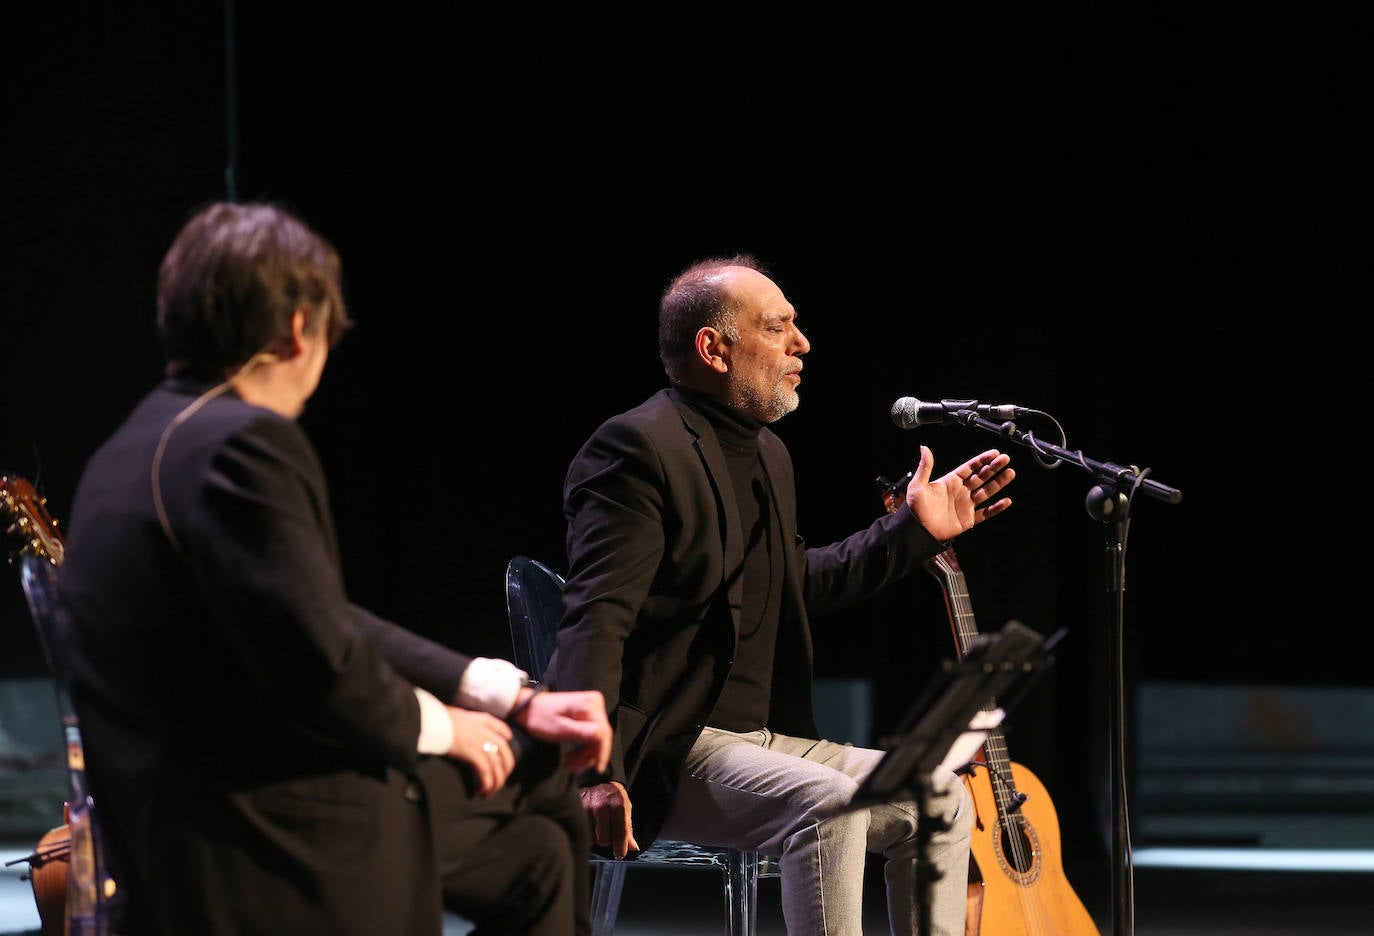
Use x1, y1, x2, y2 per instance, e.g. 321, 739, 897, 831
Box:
543, 255, 1016, 935
58, 200, 613, 935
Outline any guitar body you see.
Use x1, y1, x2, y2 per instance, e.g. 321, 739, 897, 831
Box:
964, 877, 985, 936
962, 761, 1098, 936
29, 821, 71, 936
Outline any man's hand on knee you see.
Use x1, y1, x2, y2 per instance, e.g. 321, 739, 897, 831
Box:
580, 780, 640, 859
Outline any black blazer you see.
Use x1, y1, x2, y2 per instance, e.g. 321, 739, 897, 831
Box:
543, 387, 944, 846
59, 376, 475, 935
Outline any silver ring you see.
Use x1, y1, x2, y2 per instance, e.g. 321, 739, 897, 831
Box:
481, 741, 499, 755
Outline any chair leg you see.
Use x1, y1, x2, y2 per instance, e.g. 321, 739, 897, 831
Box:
724, 850, 761, 936
589, 861, 629, 936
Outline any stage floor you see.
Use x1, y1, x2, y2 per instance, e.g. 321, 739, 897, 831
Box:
3, 844, 1368, 935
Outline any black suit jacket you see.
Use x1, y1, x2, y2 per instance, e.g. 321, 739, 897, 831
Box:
58, 376, 477, 935
543, 387, 945, 846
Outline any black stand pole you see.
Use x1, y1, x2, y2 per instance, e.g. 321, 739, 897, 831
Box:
1087, 485, 1134, 936
940, 410, 1182, 936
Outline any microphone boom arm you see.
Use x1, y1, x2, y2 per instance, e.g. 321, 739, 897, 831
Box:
949, 410, 1182, 506
930, 402, 1178, 936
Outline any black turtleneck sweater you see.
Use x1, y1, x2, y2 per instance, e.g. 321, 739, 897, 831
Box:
679, 389, 784, 732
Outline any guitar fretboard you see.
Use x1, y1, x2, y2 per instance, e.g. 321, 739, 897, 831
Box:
927, 549, 1027, 828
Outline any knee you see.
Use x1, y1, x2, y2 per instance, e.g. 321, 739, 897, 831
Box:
802, 774, 871, 844
924, 773, 974, 837
949, 781, 975, 838
775, 772, 866, 844
808, 772, 863, 824
519, 815, 577, 882
870, 777, 973, 860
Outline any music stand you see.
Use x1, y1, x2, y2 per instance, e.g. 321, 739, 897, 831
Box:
844, 618, 1060, 936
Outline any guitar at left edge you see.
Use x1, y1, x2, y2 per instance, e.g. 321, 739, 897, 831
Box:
2, 472, 73, 936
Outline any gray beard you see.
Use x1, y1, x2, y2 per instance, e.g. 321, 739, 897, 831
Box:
729, 378, 799, 424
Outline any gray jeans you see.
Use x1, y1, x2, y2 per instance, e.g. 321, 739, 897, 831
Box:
657, 726, 973, 936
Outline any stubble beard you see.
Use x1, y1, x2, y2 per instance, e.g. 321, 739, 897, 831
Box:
731, 375, 800, 424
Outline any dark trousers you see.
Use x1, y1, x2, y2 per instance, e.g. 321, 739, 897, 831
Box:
425, 735, 591, 936
104, 739, 589, 936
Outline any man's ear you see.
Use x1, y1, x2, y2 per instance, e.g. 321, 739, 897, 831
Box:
260, 306, 312, 362
694, 327, 730, 374
251, 309, 310, 365
288, 306, 312, 348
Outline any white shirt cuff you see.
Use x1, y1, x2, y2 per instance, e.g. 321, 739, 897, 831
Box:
414, 687, 454, 755
456, 657, 529, 717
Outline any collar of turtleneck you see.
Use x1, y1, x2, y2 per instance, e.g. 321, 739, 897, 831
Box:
677, 386, 763, 455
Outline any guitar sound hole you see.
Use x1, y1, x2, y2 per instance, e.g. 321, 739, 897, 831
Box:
994, 818, 1042, 884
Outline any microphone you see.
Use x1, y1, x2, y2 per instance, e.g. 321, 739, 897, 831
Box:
890, 397, 1028, 429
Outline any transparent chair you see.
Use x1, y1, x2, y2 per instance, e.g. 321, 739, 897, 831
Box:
504, 555, 780, 936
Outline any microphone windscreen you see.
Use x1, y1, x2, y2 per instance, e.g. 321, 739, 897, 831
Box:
890, 397, 921, 430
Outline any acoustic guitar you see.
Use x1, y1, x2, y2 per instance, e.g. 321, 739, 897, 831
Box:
1, 472, 103, 936
879, 473, 1099, 936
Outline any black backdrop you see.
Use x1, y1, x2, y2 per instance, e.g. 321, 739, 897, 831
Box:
3, 6, 1361, 868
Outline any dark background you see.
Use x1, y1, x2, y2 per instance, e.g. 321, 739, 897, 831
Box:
3, 3, 1361, 880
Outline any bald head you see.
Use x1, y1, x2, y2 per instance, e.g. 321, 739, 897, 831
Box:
657, 256, 810, 422
658, 254, 762, 382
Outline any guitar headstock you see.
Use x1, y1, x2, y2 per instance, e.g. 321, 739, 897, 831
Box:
925, 546, 962, 581
1, 473, 65, 566
874, 471, 915, 516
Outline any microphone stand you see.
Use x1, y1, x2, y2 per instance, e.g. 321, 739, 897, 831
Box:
947, 409, 1182, 936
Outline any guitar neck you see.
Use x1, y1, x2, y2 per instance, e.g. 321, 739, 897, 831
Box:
925, 548, 1025, 804
930, 553, 991, 674
877, 473, 1030, 819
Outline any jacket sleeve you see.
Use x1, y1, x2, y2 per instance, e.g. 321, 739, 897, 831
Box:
184, 413, 430, 771
764, 419, 943, 618
350, 603, 472, 705
799, 506, 946, 616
